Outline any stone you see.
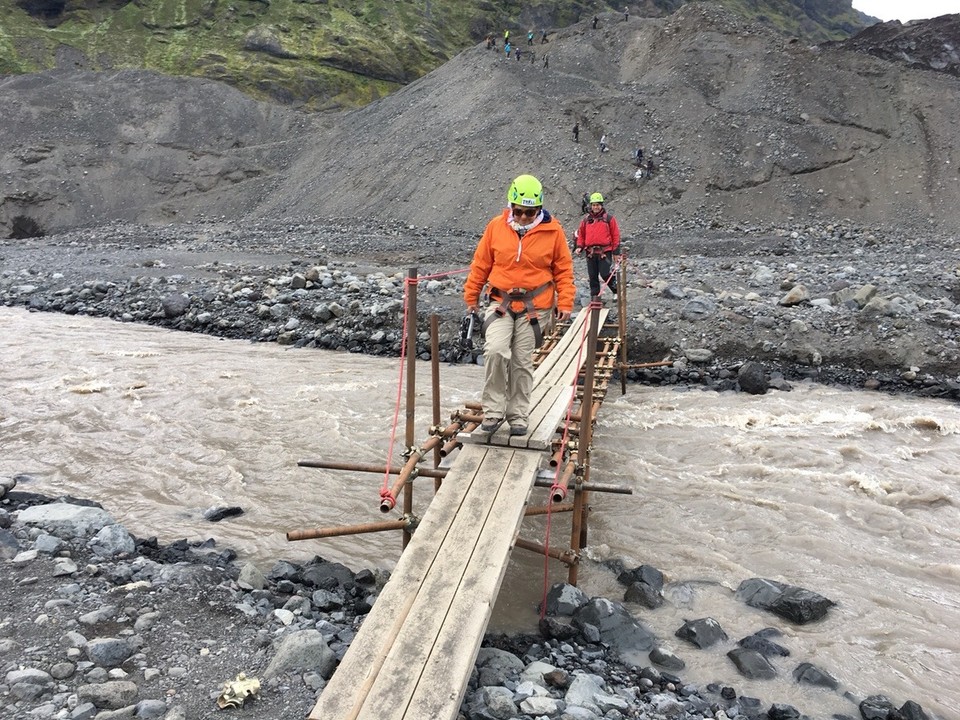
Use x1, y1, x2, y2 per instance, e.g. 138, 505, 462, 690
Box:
675, 617, 728, 649
263, 630, 336, 680
727, 647, 777, 679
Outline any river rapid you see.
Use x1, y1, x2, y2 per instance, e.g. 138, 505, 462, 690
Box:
2, 306, 958, 718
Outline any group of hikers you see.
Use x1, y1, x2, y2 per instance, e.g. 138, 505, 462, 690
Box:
486, 28, 548, 51
486, 28, 550, 66
463, 175, 620, 438
574, 123, 657, 178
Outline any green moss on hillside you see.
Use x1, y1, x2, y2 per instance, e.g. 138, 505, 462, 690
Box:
0, 0, 871, 108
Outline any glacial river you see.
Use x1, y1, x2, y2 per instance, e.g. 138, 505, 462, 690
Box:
1, 307, 957, 718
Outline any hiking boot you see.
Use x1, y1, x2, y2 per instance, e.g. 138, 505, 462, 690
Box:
509, 423, 528, 436
479, 417, 503, 433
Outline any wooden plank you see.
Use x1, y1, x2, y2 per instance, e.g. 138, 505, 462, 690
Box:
458, 382, 552, 448
369, 449, 543, 720
307, 445, 490, 720
510, 385, 571, 450
355, 448, 538, 720
532, 308, 591, 384
507, 385, 563, 449
539, 307, 608, 388
486, 383, 551, 445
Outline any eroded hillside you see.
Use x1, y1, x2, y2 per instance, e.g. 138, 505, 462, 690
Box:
258, 5, 960, 236
1, 4, 957, 239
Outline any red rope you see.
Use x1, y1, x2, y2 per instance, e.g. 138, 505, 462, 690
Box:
382, 277, 413, 498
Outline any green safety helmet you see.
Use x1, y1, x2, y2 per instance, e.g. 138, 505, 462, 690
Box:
589, 192, 604, 204
507, 175, 544, 207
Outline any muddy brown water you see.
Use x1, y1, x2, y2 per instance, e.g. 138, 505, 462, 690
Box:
2, 307, 958, 717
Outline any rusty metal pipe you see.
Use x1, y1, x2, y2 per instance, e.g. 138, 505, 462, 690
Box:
514, 537, 577, 565
551, 461, 578, 504
568, 303, 601, 585
287, 518, 410, 542
298, 459, 447, 479
549, 444, 565, 468
619, 257, 628, 395
533, 479, 632, 494
380, 435, 444, 512
623, 360, 673, 369
402, 268, 418, 547
524, 503, 575, 516
430, 314, 442, 478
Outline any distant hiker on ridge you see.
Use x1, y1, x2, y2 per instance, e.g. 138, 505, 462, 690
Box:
573, 122, 579, 143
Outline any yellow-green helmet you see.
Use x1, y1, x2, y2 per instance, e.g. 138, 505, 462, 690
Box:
589, 192, 604, 204
507, 175, 544, 207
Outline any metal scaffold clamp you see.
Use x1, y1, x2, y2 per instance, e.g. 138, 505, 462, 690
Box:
401, 445, 423, 461
402, 514, 421, 533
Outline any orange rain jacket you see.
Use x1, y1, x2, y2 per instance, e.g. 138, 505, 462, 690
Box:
464, 209, 575, 314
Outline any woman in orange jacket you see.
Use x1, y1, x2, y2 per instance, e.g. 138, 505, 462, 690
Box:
463, 174, 575, 436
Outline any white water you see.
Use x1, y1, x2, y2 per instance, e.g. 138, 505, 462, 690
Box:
2, 307, 958, 717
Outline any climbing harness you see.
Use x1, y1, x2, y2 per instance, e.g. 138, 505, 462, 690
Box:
483, 281, 553, 348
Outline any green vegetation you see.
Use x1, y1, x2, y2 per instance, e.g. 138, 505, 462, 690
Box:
0, 0, 871, 109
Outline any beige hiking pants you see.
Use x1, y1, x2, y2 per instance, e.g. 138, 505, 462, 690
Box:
481, 307, 553, 424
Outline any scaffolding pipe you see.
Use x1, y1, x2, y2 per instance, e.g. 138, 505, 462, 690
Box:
430, 314, 442, 483
550, 459, 579, 503
568, 302, 601, 585
515, 537, 577, 565
534, 479, 633, 494
524, 503, 575, 517
287, 518, 411, 542
619, 257, 628, 395
298, 459, 447, 479
623, 360, 673, 369
548, 443, 566, 468
380, 435, 444, 513
402, 267, 417, 548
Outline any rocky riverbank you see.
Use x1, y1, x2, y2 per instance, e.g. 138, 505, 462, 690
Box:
0, 483, 941, 720
1, 219, 958, 399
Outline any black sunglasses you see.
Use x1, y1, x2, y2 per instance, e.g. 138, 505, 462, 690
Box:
511, 206, 540, 218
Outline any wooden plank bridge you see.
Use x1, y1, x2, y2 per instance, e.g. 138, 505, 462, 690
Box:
297, 304, 621, 720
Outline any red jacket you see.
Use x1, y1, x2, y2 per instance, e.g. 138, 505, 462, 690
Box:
464, 209, 575, 313
576, 211, 620, 253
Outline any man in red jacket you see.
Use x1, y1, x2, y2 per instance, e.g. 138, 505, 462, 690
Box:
575, 192, 620, 301
464, 175, 575, 436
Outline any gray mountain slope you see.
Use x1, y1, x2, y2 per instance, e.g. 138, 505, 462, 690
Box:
257, 5, 960, 235
1, 4, 958, 239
